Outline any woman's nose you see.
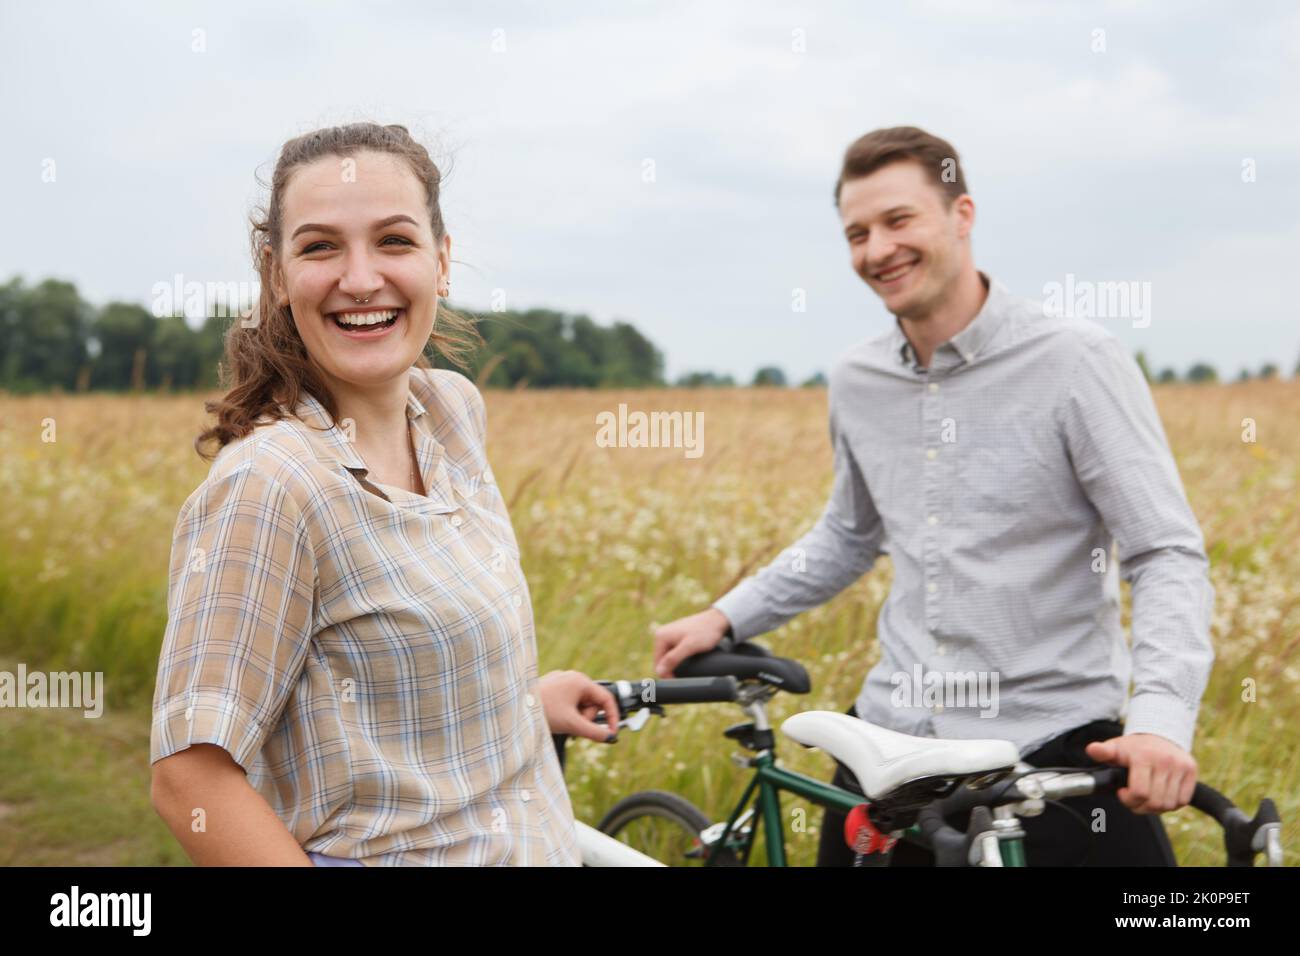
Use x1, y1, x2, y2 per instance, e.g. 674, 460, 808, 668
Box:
338, 247, 384, 300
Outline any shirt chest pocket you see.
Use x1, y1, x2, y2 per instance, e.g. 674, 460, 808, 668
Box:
956, 445, 1036, 515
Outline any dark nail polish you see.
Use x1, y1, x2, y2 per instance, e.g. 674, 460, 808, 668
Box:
605, 733, 618, 743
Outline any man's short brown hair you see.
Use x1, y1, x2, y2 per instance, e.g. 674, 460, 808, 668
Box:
834, 126, 968, 207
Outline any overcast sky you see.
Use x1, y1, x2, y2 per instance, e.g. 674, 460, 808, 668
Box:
3, 0, 1298, 382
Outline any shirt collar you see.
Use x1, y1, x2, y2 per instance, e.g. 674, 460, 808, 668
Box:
285, 372, 430, 478
891, 271, 1010, 371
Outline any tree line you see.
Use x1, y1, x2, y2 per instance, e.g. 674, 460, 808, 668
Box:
0, 276, 680, 392
2, 276, 1291, 393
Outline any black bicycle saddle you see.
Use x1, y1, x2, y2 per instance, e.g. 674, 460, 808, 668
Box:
675, 639, 811, 694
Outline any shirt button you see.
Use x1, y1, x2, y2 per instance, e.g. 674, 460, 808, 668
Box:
933, 704, 945, 714
521, 789, 532, 803
926, 449, 937, 460
525, 693, 536, 707
513, 594, 523, 607
936, 645, 947, 656
482, 470, 494, 484
927, 514, 938, 526
450, 515, 463, 528
927, 582, 938, 594
928, 383, 939, 393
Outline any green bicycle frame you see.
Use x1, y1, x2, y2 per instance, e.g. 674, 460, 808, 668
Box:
705, 750, 1027, 866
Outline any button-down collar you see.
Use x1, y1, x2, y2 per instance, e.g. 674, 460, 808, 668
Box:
891, 272, 1008, 372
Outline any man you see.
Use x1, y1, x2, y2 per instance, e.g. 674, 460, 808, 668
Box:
652, 126, 1215, 866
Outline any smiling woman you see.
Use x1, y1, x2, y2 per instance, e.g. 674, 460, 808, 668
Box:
148, 122, 621, 866
194, 124, 479, 455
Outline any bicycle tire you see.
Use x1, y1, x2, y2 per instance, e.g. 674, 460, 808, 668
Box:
597, 790, 743, 866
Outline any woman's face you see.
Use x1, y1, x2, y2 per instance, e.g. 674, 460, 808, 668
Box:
271, 149, 450, 392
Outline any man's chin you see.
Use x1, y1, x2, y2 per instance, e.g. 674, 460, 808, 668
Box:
880, 288, 919, 318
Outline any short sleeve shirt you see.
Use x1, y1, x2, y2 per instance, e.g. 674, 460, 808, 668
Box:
150, 367, 581, 866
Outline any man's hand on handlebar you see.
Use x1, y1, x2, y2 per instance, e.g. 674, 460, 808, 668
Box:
538, 670, 622, 743
1084, 732, 1199, 814
653, 607, 732, 678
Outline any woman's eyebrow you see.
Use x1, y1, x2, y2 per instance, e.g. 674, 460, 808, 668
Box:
291, 214, 419, 240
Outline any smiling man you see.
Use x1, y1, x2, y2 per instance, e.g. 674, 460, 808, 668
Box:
652, 126, 1215, 866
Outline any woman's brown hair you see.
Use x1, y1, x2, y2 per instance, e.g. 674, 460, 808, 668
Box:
195, 122, 481, 462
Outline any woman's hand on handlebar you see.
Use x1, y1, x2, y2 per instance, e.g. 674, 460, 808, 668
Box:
539, 670, 622, 743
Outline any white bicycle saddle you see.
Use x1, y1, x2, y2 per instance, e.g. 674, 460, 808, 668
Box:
780, 711, 1020, 800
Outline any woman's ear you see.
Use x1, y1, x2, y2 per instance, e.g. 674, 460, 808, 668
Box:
263, 245, 290, 307
437, 233, 452, 295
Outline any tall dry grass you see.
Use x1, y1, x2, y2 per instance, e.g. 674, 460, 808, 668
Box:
1, 380, 1296, 864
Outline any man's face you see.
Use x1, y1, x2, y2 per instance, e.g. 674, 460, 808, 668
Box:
838, 160, 973, 319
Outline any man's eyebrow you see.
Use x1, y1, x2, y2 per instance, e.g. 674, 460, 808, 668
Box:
291, 214, 419, 240
844, 205, 916, 234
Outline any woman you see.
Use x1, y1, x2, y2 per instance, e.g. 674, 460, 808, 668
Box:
149, 122, 617, 866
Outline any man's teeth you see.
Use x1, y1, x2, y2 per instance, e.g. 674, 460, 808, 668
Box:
334, 309, 400, 326
877, 262, 915, 282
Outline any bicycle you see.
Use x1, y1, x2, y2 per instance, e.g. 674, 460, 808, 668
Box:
570, 640, 1285, 867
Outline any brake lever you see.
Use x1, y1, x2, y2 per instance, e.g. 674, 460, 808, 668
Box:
594, 705, 661, 733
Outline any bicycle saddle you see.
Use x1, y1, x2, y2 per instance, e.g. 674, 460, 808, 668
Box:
675, 641, 811, 694
780, 711, 1019, 801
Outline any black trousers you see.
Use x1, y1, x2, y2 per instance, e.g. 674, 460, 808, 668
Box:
815, 707, 1178, 866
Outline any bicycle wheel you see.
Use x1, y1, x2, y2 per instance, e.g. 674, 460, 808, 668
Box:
597, 790, 742, 866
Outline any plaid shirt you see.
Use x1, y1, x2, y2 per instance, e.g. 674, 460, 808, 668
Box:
151, 367, 581, 866
714, 274, 1215, 756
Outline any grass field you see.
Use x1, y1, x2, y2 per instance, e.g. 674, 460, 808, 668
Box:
1, 381, 1296, 866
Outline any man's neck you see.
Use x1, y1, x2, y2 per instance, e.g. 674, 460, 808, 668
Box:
898, 269, 989, 369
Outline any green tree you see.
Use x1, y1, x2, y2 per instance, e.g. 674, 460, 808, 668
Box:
152, 315, 202, 388
1, 278, 93, 392
675, 371, 736, 387
90, 302, 156, 389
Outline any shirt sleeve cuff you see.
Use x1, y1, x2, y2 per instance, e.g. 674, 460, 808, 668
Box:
1122, 692, 1199, 754
712, 581, 774, 642
151, 691, 269, 772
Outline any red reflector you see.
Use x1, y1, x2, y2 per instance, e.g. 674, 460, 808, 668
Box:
844, 803, 897, 855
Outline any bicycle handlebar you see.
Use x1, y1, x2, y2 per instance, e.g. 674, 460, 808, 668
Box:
576, 675, 1282, 867
923, 765, 1282, 867
596, 676, 740, 719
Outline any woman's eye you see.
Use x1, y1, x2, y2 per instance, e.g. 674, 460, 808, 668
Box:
301, 236, 412, 254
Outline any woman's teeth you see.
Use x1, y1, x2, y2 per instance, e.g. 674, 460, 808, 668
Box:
333, 309, 400, 327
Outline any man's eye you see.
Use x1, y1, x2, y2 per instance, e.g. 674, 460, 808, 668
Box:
890, 217, 910, 227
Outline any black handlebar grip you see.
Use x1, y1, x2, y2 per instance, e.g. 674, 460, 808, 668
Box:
645, 676, 741, 706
